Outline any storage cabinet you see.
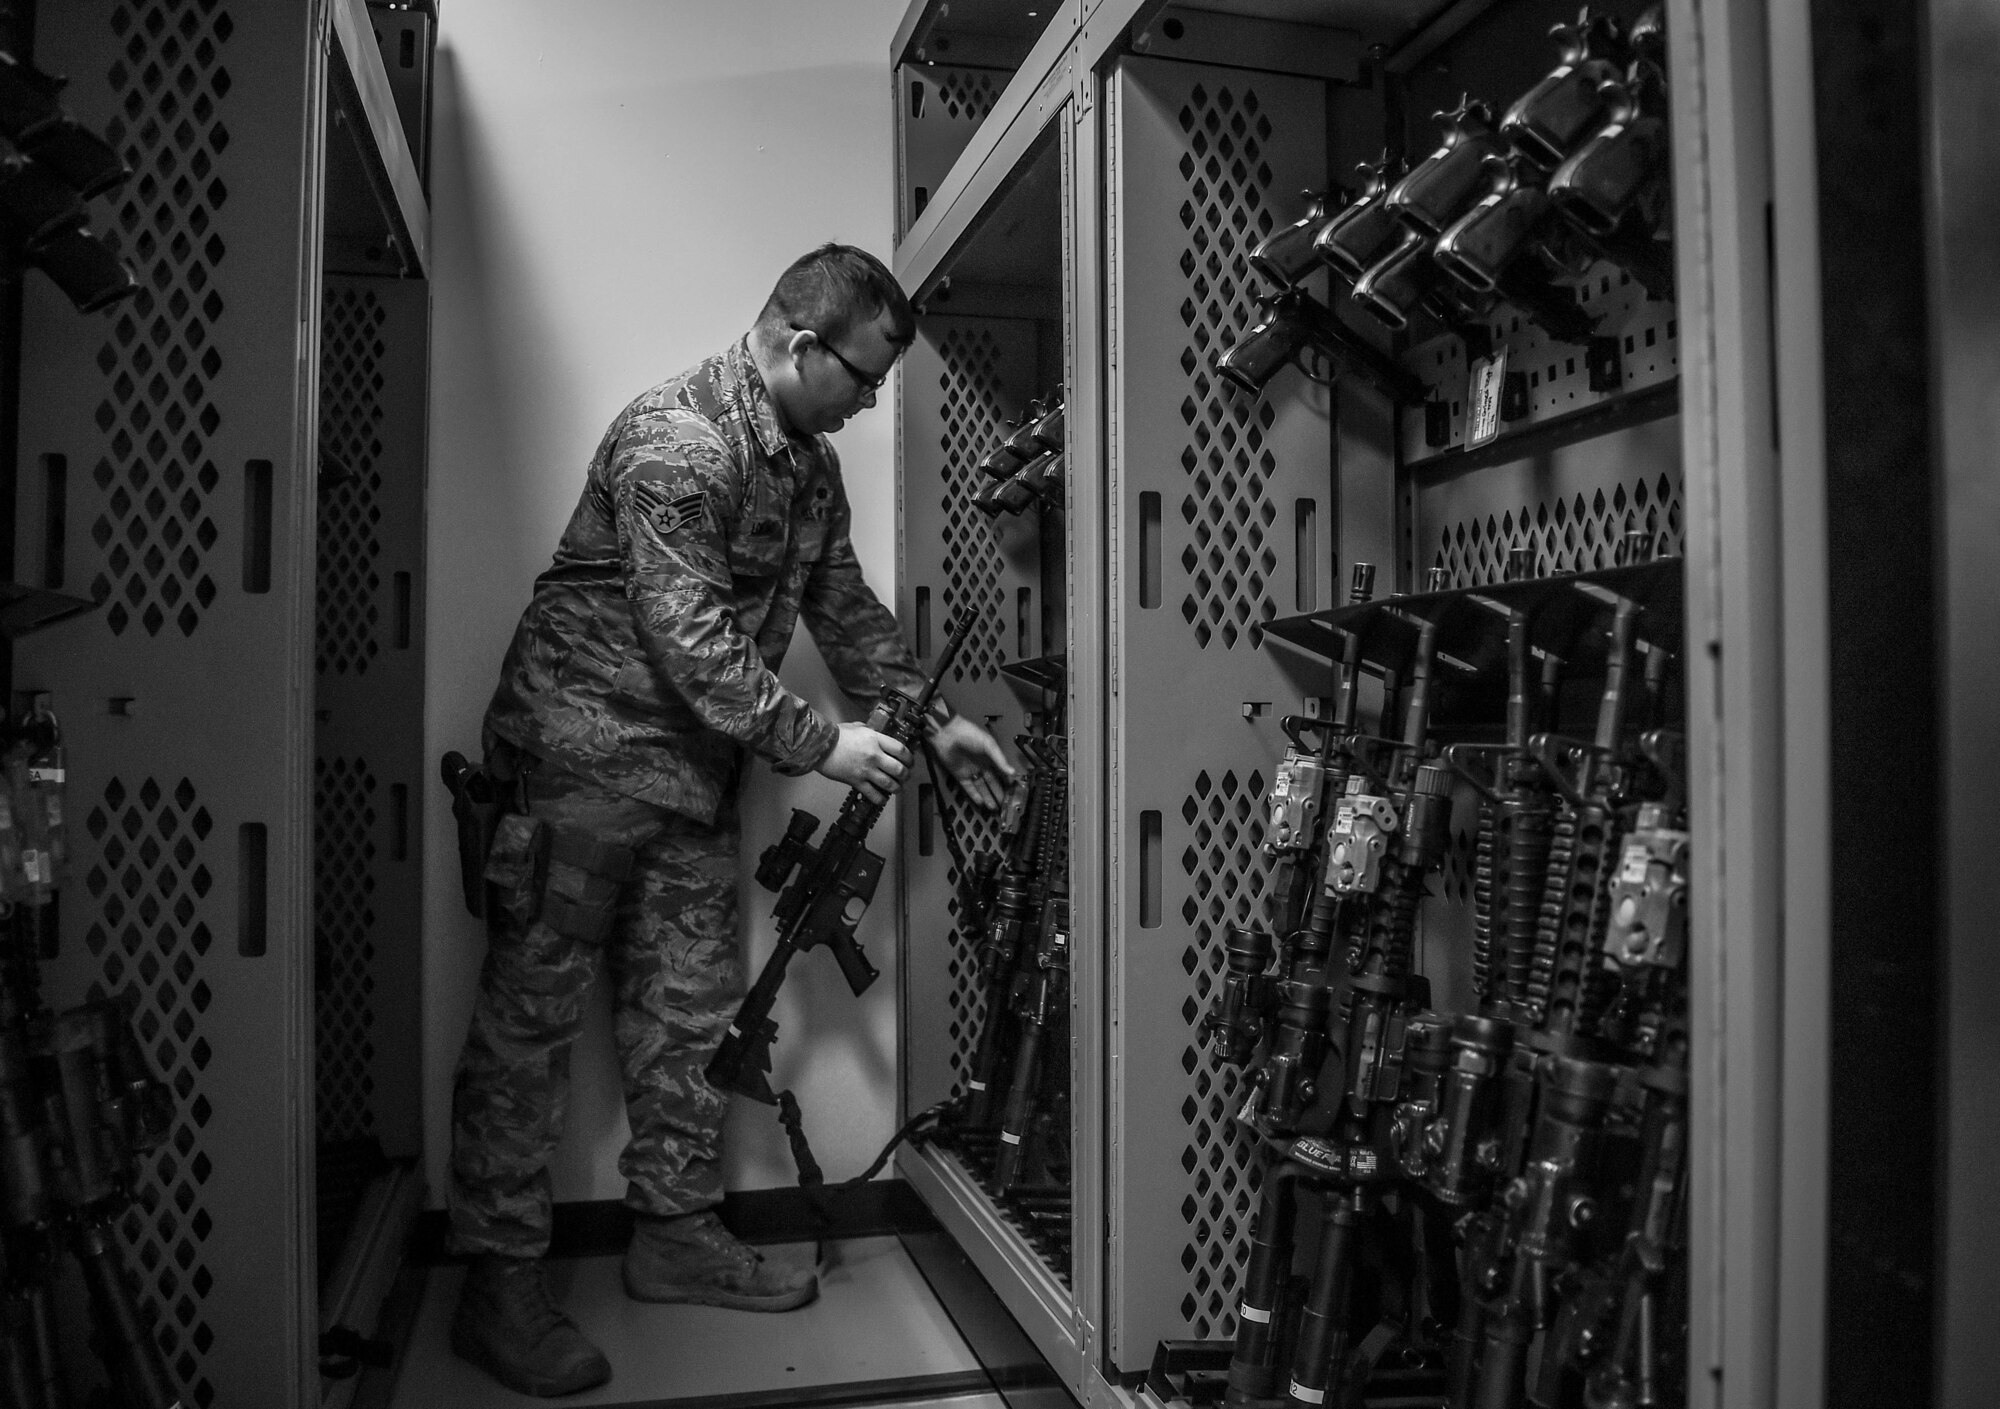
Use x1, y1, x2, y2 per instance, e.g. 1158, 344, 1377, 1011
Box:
890, 3, 1794, 1406
10, 2, 432, 1402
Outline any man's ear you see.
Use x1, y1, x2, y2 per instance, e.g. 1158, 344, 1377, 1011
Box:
785, 327, 817, 363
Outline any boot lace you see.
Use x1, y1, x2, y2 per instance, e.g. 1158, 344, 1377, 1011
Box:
489, 1262, 571, 1342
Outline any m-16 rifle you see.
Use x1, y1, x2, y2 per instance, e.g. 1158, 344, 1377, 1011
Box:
1222, 606, 1460, 1409
705, 613, 974, 1178
1206, 564, 1378, 1075
1451, 586, 1659, 1408
1537, 730, 1688, 1409
992, 737, 1069, 1190
961, 740, 1054, 1128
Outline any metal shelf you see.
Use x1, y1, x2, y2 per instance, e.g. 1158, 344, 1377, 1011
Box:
897, 1142, 1084, 1391
1262, 557, 1686, 677
0, 583, 98, 639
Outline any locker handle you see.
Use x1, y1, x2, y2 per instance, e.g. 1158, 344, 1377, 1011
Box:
39, 454, 66, 590
1140, 810, 1162, 928
238, 823, 268, 957
1295, 498, 1317, 612
243, 460, 273, 593
1139, 492, 1161, 609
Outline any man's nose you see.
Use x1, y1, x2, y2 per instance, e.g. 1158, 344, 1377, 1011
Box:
858, 386, 879, 409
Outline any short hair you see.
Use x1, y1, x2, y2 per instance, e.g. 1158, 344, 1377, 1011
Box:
755, 243, 916, 351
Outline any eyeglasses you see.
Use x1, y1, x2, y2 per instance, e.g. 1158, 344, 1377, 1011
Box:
794, 324, 891, 395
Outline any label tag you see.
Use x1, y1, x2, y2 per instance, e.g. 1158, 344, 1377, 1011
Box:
1619, 840, 1652, 886
1239, 1302, 1272, 1324
1466, 349, 1509, 448
26, 767, 63, 786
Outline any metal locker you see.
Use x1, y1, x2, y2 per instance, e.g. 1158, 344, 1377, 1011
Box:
14, 1, 330, 1402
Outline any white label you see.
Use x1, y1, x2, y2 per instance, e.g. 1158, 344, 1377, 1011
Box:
1619, 841, 1652, 886
27, 767, 63, 786
1466, 349, 1509, 448
1352, 1148, 1377, 1175
20, 850, 44, 884
967, 1079, 988, 1092
1289, 1383, 1327, 1405
1000, 1130, 1023, 1145
1239, 1302, 1272, 1324
726, 1025, 742, 1039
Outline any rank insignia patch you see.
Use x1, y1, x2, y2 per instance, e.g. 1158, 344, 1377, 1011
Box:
650, 491, 708, 537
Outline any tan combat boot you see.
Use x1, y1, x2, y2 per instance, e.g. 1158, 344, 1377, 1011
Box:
622, 1211, 819, 1311
450, 1255, 612, 1397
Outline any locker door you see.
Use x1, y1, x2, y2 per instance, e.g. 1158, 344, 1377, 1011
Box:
1104, 56, 1332, 1370
14, 1, 325, 1402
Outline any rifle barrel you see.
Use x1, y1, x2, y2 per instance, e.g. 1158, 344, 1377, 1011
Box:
916, 614, 978, 717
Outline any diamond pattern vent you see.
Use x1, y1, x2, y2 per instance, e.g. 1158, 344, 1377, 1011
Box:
81, 777, 218, 1408
1176, 768, 1270, 1339
1174, 83, 1281, 651
317, 288, 388, 677
315, 757, 378, 1143
941, 806, 1003, 1077
937, 328, 1010, 685
938, 68, 1001, 123
1429, 474, 1685, 588
88, 1, 234, 639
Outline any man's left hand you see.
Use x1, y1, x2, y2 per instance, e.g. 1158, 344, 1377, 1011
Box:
930, 715, 1016, 812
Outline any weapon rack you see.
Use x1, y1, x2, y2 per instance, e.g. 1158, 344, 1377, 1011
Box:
893, 1, 1794, 1407
9, 1, 435, 1403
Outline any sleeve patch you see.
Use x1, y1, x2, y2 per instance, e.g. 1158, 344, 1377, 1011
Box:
649, 490, 710, 537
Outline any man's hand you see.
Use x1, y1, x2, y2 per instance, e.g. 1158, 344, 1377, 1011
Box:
816, 721, 913, 804
930, 715, 1016, 811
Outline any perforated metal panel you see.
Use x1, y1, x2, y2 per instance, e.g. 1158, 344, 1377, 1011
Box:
317, 286, 387, 678
898, 315, 1043, 1117
81, 774, 220, 1403
87, 1, 235, 641
895, 63, 1008, 237
313, 275, 428, 1161
1409, 416, 1685, 587
1173, 766, 1268, 1338
14, 3, 326, 1403
1398, 279, 1680, 457
314, 756, 376, 1142
1106, 56, 1330, 1369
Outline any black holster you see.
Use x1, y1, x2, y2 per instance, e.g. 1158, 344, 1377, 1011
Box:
441, 750, 508, 919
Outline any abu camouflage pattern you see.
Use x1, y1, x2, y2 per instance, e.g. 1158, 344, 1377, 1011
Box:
484, 337, 927, 823
447, 759, 746, 1257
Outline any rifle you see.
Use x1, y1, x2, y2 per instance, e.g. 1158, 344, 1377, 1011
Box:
705, 613, 974, 1177
1455, 586, 1658, 1409
992, 738, 1068, 1190
961, 740, 1053, 1128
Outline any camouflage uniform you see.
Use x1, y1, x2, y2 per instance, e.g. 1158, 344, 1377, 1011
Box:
449, 339, 926, 1258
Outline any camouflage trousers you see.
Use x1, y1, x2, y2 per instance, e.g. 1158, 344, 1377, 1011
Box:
446, 754, 743, 1258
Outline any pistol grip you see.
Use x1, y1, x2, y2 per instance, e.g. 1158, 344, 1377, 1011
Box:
832, 932, 880, 996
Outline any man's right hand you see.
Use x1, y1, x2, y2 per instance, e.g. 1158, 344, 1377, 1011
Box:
815, 721, 914, 804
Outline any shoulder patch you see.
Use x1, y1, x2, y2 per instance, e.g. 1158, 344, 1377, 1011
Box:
649, 490, 709, 537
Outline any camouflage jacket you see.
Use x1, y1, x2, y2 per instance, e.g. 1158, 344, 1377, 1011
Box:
483, 338, 926, 823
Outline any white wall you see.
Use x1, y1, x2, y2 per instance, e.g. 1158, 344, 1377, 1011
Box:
423, 0, 912, 1209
